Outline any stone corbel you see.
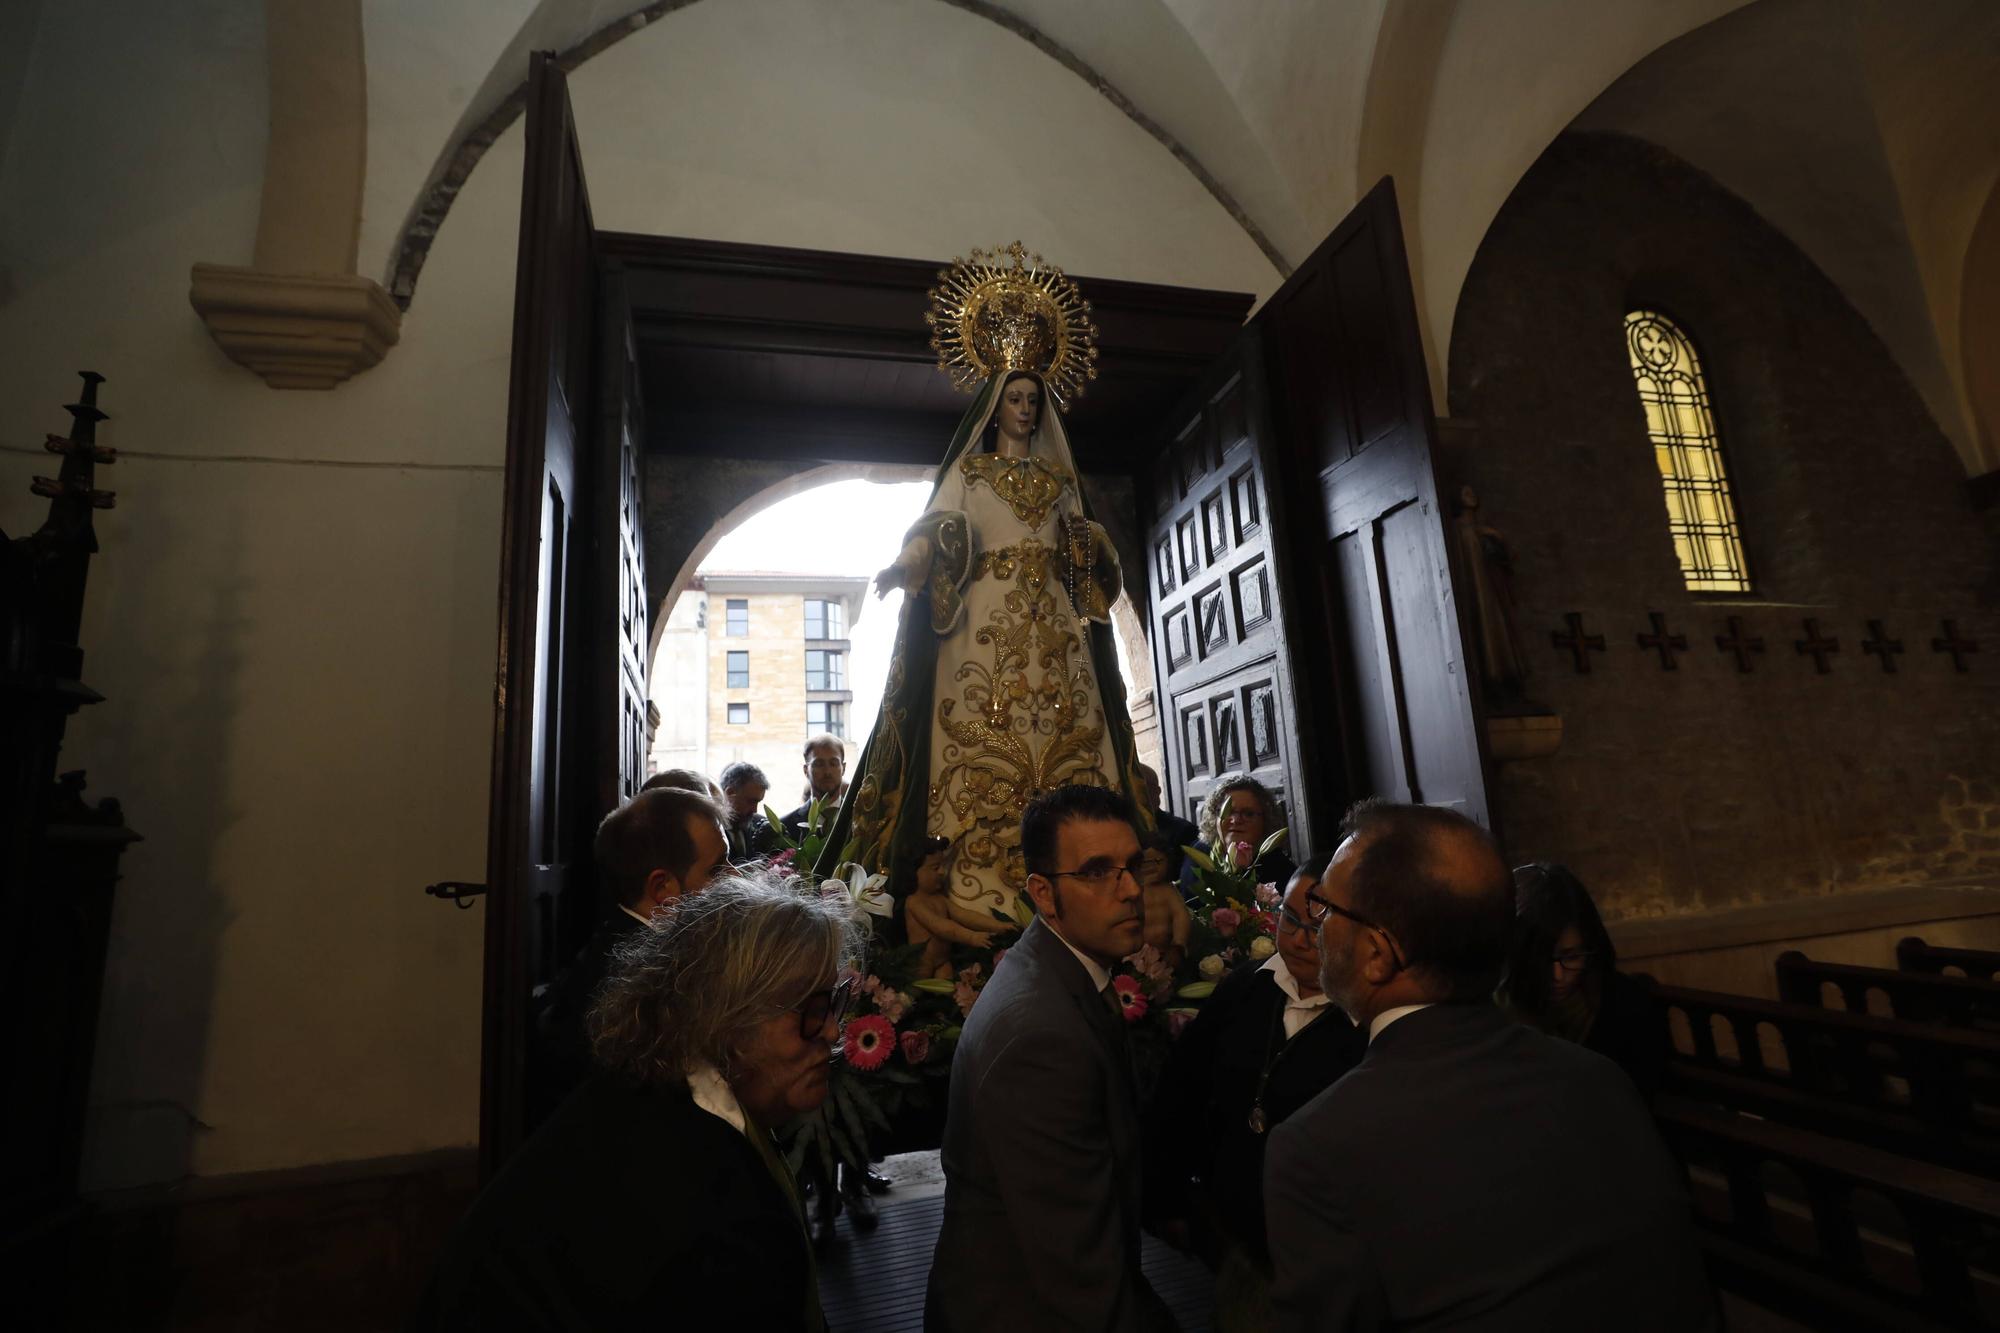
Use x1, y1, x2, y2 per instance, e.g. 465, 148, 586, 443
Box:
190, 0, 399, 389
189, 266, 399, 389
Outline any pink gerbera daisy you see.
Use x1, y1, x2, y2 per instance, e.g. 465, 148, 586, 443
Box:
842, 1014, 895, 1071
1111, 974, 1149, 1023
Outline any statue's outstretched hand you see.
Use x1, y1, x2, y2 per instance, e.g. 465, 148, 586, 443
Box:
873, 563, 903, 599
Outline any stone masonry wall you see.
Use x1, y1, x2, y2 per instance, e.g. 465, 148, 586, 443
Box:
1445, 132, 2000, 921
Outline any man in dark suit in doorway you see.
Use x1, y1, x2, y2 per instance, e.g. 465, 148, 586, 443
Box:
926, 784, 1174, 1333
531, 786, 730, 1120
1265, 799, 1714, 1332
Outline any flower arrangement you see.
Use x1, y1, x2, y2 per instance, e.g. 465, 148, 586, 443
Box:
1180, 827, 1289, 911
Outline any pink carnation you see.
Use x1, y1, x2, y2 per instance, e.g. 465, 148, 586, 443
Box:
953, 963, 986, 1018
1254, 883, 1282, 909
1211, 907, 1242, 935
899, 1029, 932, 1066
874, 987, 911, 1025
1112, 974, 1149, 1023
842, 1014, 895, 1072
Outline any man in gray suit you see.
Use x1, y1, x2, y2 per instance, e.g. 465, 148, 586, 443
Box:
926, 784, 1175, 1333
1265, 800, 1715, 1332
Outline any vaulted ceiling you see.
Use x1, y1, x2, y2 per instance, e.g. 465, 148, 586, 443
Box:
345, 0, 2000, 475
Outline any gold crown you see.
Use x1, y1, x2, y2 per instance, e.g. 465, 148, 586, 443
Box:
926, 242, 1099, 409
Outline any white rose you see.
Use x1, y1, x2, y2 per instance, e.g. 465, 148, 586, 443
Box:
1198, 953, 1226, 980
1248, 936, 1277, 960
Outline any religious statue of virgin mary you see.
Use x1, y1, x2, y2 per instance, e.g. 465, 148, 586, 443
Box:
814, 243, 1149, 927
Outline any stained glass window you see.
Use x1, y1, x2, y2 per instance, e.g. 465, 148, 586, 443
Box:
1625, 311, 1751, 593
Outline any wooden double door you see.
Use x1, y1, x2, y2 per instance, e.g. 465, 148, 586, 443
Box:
1143, 182, 1492, 860
481, 58, 1489, 1172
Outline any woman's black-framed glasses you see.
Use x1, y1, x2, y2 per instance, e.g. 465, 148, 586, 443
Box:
1553, 949, 1597, 974
1304, 888, 1409, 969
797, 976, 855, 1039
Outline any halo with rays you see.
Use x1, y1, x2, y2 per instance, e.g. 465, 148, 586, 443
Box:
925, 242, 1100, 410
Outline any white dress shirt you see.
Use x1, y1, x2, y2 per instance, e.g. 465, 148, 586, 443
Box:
1257, 953, 1333, 1040
685, 1059, 749, 1136
1044, 920, 1113, 993
1368, 1002, 1434, 1043
619, 903, 653, 928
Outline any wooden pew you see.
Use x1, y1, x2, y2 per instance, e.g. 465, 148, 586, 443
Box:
1657, 1095, 2000, 1332
1651, 983, 2000, 1173
1776, 951, 2000, 1029
1903, 937, 2000, 983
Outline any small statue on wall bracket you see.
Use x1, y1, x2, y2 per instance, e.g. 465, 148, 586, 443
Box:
1451, 485, 1551, 716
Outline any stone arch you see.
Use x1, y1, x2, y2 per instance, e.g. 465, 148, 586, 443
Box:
644, 459, 929, 662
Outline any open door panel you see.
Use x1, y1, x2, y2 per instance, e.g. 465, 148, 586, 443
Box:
1145, 178, 1491, 858
482, 51, 603, 1176
1261, 178, 1492, 836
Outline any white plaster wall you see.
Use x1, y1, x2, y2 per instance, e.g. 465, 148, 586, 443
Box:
0, 0, 525, 1189
565, 0, 1281, 293
360, 0, 540, 287
3, 0, 1281, 1187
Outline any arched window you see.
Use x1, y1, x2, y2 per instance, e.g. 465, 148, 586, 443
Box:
1625, 310, 1751, 592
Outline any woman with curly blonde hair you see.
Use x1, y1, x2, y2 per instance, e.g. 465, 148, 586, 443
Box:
1189, 773, 1298, 889
417, 872, 860, 1332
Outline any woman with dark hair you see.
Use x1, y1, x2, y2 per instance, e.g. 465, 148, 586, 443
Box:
1500, 862, 1668, 1099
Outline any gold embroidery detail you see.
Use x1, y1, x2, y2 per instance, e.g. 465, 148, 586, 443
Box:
930, 536, 1110, 903
959, 454, 1072, 530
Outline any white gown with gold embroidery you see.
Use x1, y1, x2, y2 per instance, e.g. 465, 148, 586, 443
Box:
923, 447, 1122, 921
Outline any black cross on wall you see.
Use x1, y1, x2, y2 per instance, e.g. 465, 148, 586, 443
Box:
1860, 620, 1904, 673
1551, 612, 1606, 674
1715, 616, 1765, 673
1794, 619, 1840, 674
1636, 612, 1688, 670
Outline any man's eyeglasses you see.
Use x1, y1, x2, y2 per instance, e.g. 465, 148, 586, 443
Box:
797, 976, 855, 1039
1304, 888, 1409, 969
1278, 904, 1310, 935
1046, 857, 1147, 890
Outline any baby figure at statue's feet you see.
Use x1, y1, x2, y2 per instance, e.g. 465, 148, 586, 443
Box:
904, 837, 1015, 979
1136, 836, 1191, 971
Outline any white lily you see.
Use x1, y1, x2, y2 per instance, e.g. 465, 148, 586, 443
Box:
830, 862, 894, 927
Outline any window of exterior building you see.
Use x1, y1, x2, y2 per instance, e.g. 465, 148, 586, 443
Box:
726, 650, 749, 688
725, 598, 749, 636
805, 598, 845, 639
807, 701, 845, 738
1625, 310, 1752, 593
727, 702, 750, 725
805, 649, 844, 691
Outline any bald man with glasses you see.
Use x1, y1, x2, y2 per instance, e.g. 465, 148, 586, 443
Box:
926, 784, 1174, 1333
1265, 799, 1714, 1333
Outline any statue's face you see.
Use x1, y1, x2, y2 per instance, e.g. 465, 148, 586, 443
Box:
995, 376, 1041, 445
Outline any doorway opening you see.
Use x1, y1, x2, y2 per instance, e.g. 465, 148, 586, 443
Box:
648, 472, 1161, 795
